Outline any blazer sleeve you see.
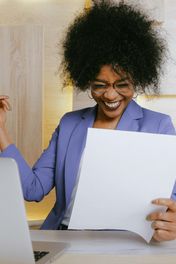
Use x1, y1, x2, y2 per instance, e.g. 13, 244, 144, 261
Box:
158, 115, 176, 135
0, 126, 60, 201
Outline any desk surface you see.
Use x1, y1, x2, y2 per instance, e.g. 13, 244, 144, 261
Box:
30, 230, 176, 264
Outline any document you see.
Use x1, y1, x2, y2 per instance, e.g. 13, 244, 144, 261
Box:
69, 128, 176, 243
69, 128, 176, 242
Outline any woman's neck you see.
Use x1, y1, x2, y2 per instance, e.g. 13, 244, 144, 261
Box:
93, 116, 121, 130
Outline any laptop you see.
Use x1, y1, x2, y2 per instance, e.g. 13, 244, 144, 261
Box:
0, 158, 69, 264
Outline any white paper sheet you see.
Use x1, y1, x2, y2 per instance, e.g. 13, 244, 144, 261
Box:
68, 129, 176, 243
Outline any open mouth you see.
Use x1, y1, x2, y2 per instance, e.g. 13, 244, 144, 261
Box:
104, 101, 121, 110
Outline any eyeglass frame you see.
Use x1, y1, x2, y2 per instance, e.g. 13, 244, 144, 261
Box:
89, 77, 133, 95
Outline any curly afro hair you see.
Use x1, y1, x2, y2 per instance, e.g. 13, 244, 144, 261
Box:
62, 0, 166, 94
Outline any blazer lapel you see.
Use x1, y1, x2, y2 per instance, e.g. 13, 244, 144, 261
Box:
64, 106, 97, 207
117, 100, 143, 132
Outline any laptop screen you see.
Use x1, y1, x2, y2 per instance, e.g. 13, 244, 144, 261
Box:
0, 158, 69, 264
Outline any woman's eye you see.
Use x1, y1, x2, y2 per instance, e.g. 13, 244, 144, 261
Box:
116, 83, 129, 88
92, 84, 106, 89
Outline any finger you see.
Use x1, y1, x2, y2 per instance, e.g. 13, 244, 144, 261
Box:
152, 198, 176, 212
0, 95, 9, 100
152, 220, 176, 232
147, 211, 176, 222
153, 229, 176, 242
2, 99, 11, 111
0, 99, 11, 111
0, 101, 9, 111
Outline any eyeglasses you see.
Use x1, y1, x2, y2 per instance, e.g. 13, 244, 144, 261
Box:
90, 78, 132, 95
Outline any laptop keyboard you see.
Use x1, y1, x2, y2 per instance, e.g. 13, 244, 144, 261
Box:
34, 251, 49, 262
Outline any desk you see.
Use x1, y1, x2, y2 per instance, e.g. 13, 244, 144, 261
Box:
31, 230, 176, 264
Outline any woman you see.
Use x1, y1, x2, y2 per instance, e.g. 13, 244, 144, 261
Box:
0, 0, 176, 241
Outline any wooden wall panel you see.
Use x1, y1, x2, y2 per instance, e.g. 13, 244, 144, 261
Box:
0, 25, 43, 166
0, 25, 49, 223
0, 27, 18, 144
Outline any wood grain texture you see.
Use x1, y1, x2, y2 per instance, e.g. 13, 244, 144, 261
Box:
0, 25, 43, 165
0, 25, 45, 222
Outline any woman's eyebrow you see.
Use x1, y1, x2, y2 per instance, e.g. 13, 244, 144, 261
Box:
94, 77, 128, 83
94, 78, 109, 83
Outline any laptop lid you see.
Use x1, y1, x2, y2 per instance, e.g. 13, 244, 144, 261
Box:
0, 158, 68, 264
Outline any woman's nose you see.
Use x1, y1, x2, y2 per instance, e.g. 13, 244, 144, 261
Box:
103, 86, 120, 99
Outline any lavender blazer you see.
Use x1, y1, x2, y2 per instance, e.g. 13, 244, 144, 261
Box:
1, 100, 176, 230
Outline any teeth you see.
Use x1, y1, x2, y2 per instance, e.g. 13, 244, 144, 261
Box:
104, 101, 120, 109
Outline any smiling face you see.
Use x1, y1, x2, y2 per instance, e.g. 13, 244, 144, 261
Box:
91, 65, 134, 123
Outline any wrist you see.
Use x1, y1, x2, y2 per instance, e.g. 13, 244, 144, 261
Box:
0, 126, 12, 151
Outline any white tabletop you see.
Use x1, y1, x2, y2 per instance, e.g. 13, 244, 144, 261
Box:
30, 230, 176, 264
